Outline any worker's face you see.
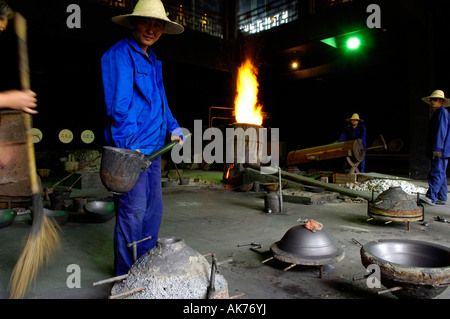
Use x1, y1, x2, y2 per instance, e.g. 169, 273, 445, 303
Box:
429, 98, 444, 112
0, 18, 8, 35
351, 120, 359, 128
132, 17, 164, 51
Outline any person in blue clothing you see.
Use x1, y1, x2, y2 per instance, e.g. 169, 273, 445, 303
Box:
420, 90, 450, 206
101, 0, 185, 276
337, 113, 367, 172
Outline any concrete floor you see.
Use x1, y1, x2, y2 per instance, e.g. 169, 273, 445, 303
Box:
0, 170, 449, 301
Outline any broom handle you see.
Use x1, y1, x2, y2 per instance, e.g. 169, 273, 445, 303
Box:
14, 13, 39, 195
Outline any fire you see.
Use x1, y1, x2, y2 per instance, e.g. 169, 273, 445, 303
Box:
234, 59, 263, 125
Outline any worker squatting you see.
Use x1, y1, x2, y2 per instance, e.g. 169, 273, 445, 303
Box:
171, 120, 280, 172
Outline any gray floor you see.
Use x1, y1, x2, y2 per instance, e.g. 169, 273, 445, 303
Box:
0, 170, 449, 301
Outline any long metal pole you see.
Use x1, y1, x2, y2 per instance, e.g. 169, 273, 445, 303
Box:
246, 164, 374, 201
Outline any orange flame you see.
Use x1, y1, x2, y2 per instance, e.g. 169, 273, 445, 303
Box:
234, 59, 263, 125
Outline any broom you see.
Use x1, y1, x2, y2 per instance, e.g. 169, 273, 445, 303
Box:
8, 12, 60, 299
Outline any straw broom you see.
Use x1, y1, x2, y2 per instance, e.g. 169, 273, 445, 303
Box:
8, 12, 60, 299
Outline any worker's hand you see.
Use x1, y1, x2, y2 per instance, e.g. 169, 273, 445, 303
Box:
433, 151, 442, 160
171, 134, 184, 146
0, 90, 38, 114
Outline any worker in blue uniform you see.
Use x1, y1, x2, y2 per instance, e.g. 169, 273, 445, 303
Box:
420, 90, 450, 206
337, 113, 367, 172
101, 0, 185, 275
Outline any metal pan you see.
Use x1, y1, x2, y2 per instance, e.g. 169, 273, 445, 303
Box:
0, 209, 17, 229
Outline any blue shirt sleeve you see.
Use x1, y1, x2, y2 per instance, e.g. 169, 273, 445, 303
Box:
102, 48, 137, 149
434, 108, 449, 153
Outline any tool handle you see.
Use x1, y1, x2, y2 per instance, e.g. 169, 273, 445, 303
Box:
15, 13, 40, 194
145, 133, 192, 161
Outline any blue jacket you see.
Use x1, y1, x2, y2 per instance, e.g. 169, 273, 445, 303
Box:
101, 36, 182, 155
337, 123, 367, 148
429, 106, 450, 158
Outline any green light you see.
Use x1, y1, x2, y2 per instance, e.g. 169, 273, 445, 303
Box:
346, 37, 361, 50
320, 37, 337, 48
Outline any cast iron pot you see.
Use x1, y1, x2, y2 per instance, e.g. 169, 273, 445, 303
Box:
360, 239, 450, 298
84, 201, 115, 223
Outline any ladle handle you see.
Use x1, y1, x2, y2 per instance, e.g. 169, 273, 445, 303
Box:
144, 133, 192, 162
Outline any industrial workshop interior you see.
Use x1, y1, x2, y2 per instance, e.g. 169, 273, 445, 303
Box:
0, 0, 449, 312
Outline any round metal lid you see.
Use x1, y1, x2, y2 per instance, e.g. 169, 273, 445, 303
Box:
271, 225, 344, 265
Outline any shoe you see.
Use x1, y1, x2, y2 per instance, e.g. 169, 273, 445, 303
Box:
436, 199, 447, 205
420, 195, 435, 206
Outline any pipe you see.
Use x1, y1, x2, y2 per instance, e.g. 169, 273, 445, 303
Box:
246, 164, 374, 201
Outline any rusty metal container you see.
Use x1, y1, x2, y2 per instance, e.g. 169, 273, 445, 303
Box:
360, 239, 450, 298
100, 146, 150, 194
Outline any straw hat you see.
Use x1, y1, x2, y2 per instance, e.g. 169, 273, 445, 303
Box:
112, 0, 184, 34
421, 90, 450, 107
346, 113, 364, 123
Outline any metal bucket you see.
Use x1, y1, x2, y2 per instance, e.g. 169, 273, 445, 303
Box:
99, 135, 191, 194
264, 191, 280, 213
100, 146, 151, 194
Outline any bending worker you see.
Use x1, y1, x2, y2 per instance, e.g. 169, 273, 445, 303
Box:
420, 90, 450, 206
337, 113, 367, 173
101, 0, 185, 276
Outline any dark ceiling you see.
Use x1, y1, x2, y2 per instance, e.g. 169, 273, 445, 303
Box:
1, 0, 449, 175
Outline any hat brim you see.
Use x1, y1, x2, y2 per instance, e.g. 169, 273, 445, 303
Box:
347, 118, 364, 123
422, 96, 450, 107
112, 14, 184, 34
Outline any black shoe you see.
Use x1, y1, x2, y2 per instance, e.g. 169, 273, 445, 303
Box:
436, 199, 447, 205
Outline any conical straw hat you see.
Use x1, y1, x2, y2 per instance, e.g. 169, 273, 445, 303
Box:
112, 0, 184, 34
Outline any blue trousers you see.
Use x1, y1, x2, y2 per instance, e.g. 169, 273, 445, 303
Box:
426, 157, 448, 203
113, 157, 163, 276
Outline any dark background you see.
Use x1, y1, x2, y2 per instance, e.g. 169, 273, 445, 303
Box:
1, 0, 449, 178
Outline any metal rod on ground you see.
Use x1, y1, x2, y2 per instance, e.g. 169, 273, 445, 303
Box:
283, 263, 296, 271
109, 287, 145, 299
92, 274, 128, 286
377, 286, 403, 295
262, 256, 274, 264
216, 259, 233, 266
